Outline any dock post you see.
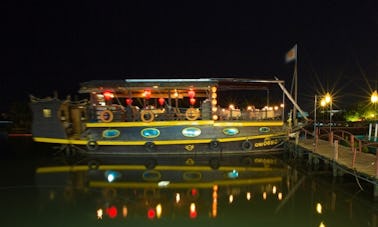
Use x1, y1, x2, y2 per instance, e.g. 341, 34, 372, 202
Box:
369, 123, 372, 141
350, 135, 354, 153
333, 140, 339, 177
375, 123, 378, 141
329, 131, 334, 145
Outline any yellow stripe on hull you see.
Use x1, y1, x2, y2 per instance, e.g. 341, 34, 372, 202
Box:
85, 120, 283, 128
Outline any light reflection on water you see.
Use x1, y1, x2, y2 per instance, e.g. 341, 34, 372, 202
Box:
0, 137, 377, 227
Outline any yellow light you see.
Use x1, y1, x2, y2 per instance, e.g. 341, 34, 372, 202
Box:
212, 115, 218, 120
263, 192, 267, 200
211, 99, 217, 105
278, 192, 283, 200
247, 106, 252, 111
272, 186, 277, 194
156, 203, 162, 218
97, 208, 103, 219
229, 194, 234, 203
211, 86, 217, 92
319, 221, 326, 227
211, 93, 217, 99
316, 203, 322, 214
229, 104, 235, 110
320, 99, 326, 107
246, 192, 251, 200
371, 90, 378, 103
280, 103, 284, 108
324, 92, 331, 104
175, 193, 181, 203
212, 106, 218, 112
122, 205, 128, 217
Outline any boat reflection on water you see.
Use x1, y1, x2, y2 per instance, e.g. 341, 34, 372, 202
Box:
33, 152, 378, 226
35, 154, 289, 223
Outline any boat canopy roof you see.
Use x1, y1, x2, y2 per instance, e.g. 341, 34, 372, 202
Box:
78, 78, 285, 93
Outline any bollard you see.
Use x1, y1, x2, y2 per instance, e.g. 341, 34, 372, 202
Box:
350, 135, 354, 153
329, 131, 334, 145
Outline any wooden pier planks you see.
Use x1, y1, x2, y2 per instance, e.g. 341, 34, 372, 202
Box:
296, 138, 377, 179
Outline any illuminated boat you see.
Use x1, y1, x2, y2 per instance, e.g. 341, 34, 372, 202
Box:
29, 78, 307, 156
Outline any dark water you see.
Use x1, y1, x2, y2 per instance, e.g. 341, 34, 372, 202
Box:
1, 137, 378, 227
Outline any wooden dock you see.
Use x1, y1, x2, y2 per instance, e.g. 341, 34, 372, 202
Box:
289, 129, 378, 199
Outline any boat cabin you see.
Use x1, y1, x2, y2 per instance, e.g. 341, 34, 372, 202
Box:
78, 78, 285, 123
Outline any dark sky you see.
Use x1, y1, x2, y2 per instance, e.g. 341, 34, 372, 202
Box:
2, 0, 378, 112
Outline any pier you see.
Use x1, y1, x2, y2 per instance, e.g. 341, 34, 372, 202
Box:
289, 127, 378, 200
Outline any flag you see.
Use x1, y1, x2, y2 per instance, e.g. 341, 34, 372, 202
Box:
285, 44, 297, 63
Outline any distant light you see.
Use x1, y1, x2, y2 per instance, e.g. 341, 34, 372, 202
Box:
175, 193, 181, 203
189, 203, 197, 219
272, 186, 277, 194
156, 204, 162, 218
278, 192, 283, 200
229, 194, 234, 203
158, 181, 170, 187
105, 170, 121, 183
316, 203, 322, 214
246, 192, 251, 200
122, 205, 128, 217
107, 206, 118, 218
97, 208, 103, 219
227, 169, 239, 179
147, 208, 156, 219
319, 221, 326, 227
263, 192, 267, 200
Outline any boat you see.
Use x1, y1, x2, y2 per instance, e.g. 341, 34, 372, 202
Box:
29, 78, 307, 156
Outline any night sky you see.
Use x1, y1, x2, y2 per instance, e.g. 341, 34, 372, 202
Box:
2, 1, 378, 112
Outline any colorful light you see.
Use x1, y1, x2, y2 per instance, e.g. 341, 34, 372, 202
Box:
190, 98, 196, 105
144, 90, 151, 99
188, 89, 195, 98
103, 91, 114, 101
189, 203, 197, 219
158, 97, 165, 106
147, 208, 156, 219
126, 98, 133, 105
106, 206, 118, 218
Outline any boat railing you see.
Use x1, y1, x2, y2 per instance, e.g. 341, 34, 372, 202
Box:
89, 104, 283, 123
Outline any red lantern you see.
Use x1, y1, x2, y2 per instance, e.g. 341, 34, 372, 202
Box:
190, 98, 196, 106
144, 90, 151, 99
126, 98, 133, 106
188, 89, 195, 98
103, 91, 113, 101
158, 97, 165, 106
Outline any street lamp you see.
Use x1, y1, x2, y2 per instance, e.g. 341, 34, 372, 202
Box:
324, 92, 332, 132
371, 90, 378, 104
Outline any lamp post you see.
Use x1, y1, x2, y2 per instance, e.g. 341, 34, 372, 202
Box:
324, 92, 332, 132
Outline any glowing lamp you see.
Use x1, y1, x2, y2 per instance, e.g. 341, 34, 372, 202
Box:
188, 89, 195, 98
211, 86, 217, 92
106, 206, 118, 218
126, 98, 133, 106
147, 208, 156, 219
190, 98, 196, 106
103, 91, 114, 101
189, 203, 197, 219
158, 97, 165, 106
144, 90, 151, 99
